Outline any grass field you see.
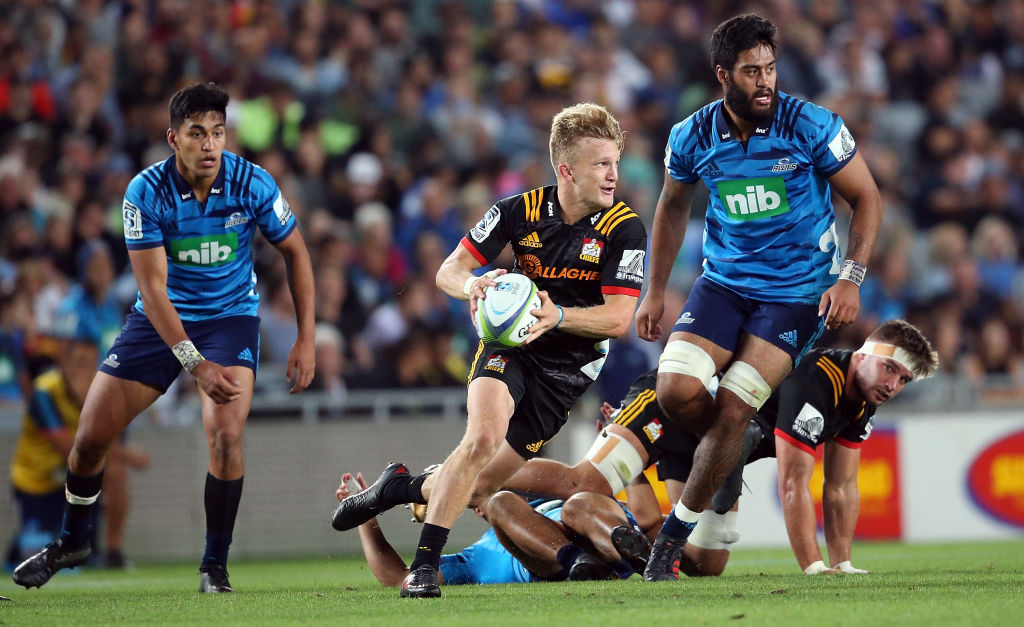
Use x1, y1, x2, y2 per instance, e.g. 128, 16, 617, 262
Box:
1, 540, 1022, 626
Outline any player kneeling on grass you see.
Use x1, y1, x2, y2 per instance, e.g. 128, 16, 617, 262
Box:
502, 319, 938, 577
336, 471, 661, 586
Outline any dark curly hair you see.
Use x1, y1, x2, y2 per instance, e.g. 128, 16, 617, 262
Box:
711, 14, 778, 71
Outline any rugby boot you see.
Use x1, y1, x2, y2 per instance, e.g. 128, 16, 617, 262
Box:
12, 538, 91, 589
642, 536, 684, 582
568, 552, 616, 581
198, 564, 234, 593
400, 564, 441, 598
332, 462, 411, 531
611, 525, 652, 574
711, 420, 763, 515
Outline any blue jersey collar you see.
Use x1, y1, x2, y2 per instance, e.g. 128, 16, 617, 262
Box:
714, 98, 779, 141
169, 155, 226, 202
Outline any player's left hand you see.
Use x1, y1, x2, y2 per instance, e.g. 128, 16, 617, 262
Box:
523, 290, 560, 345
286, 339, 315, 394
835, 560, 869, 574
336, 471, 369, 502
818, 279, 860, 330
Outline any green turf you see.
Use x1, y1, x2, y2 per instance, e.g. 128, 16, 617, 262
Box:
1, 541, 1022, 625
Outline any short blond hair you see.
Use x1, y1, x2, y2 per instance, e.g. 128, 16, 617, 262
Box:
549, 103, 624, 171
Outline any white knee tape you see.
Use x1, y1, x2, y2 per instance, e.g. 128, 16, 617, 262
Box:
585, 429, 645, 495
658, 341, 717, 389
688, 510, 739, 550
719, 361, 771, 409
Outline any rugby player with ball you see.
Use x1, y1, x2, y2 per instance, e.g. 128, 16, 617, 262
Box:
332, 102, 647, 598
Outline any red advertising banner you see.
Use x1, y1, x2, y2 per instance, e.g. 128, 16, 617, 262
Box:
967, 430, 1024, 528
809, 428, 902, 539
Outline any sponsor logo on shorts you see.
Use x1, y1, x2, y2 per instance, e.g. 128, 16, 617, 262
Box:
103, 353, 120, 368
525, 440, 546, 453
170, 233, 238, 266
225, 212, 249, 228
779, 330, 798, 348
123, 200, 143, 240
237, 347, 254, 363
771, 157, 798, 172
580, 238, 603, 263
616, 250, 645, 283
484, 355, 507, 373
518, 231, 542, 248
643, 418, 663, 443
470, 205, 501, 243
717, 177, 790, 221
793, 403, 824, 441
676, 311, 695, 325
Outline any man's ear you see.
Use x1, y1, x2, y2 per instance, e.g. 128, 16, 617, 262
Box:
557, 163, 572, 183
716, 66, 730, 86
166, 128, 176, 151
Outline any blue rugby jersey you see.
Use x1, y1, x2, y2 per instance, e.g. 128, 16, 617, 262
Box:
665, 92, 857, 304
121, 151, 296, 321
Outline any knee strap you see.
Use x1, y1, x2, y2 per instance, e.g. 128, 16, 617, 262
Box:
718, 361, 771, 410
658, 340, 717, 389
585, 429, 645, 495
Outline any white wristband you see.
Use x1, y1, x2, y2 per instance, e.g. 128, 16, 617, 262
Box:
171, 340, 205, 374
838, 259, 866, 286
836, 560, 868, 574
463, 270, 501, 295
803, 560, 830, 575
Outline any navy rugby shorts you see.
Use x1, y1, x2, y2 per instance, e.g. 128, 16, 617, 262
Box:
98, 309, 260, 391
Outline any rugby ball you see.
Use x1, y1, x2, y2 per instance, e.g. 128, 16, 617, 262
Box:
474, 273, 541, 347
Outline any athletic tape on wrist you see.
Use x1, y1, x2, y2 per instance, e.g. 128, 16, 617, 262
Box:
463, 270, 502, 295
172, 340, 205, 373
66, 487, 100, 505
838, 259, 866, 286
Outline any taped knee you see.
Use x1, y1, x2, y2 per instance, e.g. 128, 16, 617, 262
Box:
658, 341, 717, 391
584, 429, 645, 495
688, 510, 740, 551
718, 361, 771, 409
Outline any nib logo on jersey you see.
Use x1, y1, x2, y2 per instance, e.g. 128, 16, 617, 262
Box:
717, 177, 790, 221
171, 233, 238, 266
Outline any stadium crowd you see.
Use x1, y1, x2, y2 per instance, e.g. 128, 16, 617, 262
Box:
2, 0, 1024, 411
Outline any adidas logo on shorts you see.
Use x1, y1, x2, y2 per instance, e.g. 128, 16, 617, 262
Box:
237, 348, 254, 363
778, 330, 798, 348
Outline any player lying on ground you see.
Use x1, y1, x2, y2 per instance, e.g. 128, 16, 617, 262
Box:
336, 471, 661, 585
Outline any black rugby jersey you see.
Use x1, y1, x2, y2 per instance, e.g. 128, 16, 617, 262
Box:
461, 185, 647, 356
762, 348, 876, 454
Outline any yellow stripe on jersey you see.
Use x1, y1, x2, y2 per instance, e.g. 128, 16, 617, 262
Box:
816, 356, 845, 407
468, 341, 486, 385
594, 202, 625, 232
604, 210, 638, 236
613, 389, 657, 428
524, 187, 544, 222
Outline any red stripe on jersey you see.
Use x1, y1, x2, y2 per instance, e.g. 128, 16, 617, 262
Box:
774, 427, 816, 456
833, 437, 863, 450
460, 237, 488, 265
602, 286, 641, 296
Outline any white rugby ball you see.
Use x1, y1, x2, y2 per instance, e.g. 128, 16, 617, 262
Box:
474, 273, 541, 347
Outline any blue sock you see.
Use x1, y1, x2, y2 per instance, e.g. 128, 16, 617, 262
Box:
201, 474, 243, 568
610, 559, 635, 579
60, 470, 104, 549
660, 511, 698, 540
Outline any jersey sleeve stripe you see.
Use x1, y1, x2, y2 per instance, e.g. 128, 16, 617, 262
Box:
264, 220, 296, 245
820, 356, 845, 387
833, 437, 863, 449
460, 237, 488, 265
467, 340, 486, 385
775, 427, 816, 456
602, 211, 638, 236
594, 202, 626, 232
522, 191, 533, 222
613, 389, 657, 427
602, 286, 641, 296
816, 357, 844, 406
786, 102, 807, 141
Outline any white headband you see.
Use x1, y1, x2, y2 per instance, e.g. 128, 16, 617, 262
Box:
855, 341, 928, 380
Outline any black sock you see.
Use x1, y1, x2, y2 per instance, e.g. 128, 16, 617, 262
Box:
379, 472, 428, 506
201, 474, 243, 568
60, 469, 104, 549
409, 523, 449, 571
554, 543, 583, 578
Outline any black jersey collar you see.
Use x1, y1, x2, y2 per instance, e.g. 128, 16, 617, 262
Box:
169, 156, 226, 202
713, 97, 779, 141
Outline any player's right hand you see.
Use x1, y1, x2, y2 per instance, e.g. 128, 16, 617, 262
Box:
635, 294, 665, 342
191, 360, 242, 404
336, 472, 368, 502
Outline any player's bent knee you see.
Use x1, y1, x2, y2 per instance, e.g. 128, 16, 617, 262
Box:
585, 429, 644, 495
658, 341, 717, 389
485, 490, 521, 518
718, 361, 771, 410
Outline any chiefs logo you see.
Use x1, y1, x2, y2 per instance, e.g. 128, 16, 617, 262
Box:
518, 254, 542, 279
